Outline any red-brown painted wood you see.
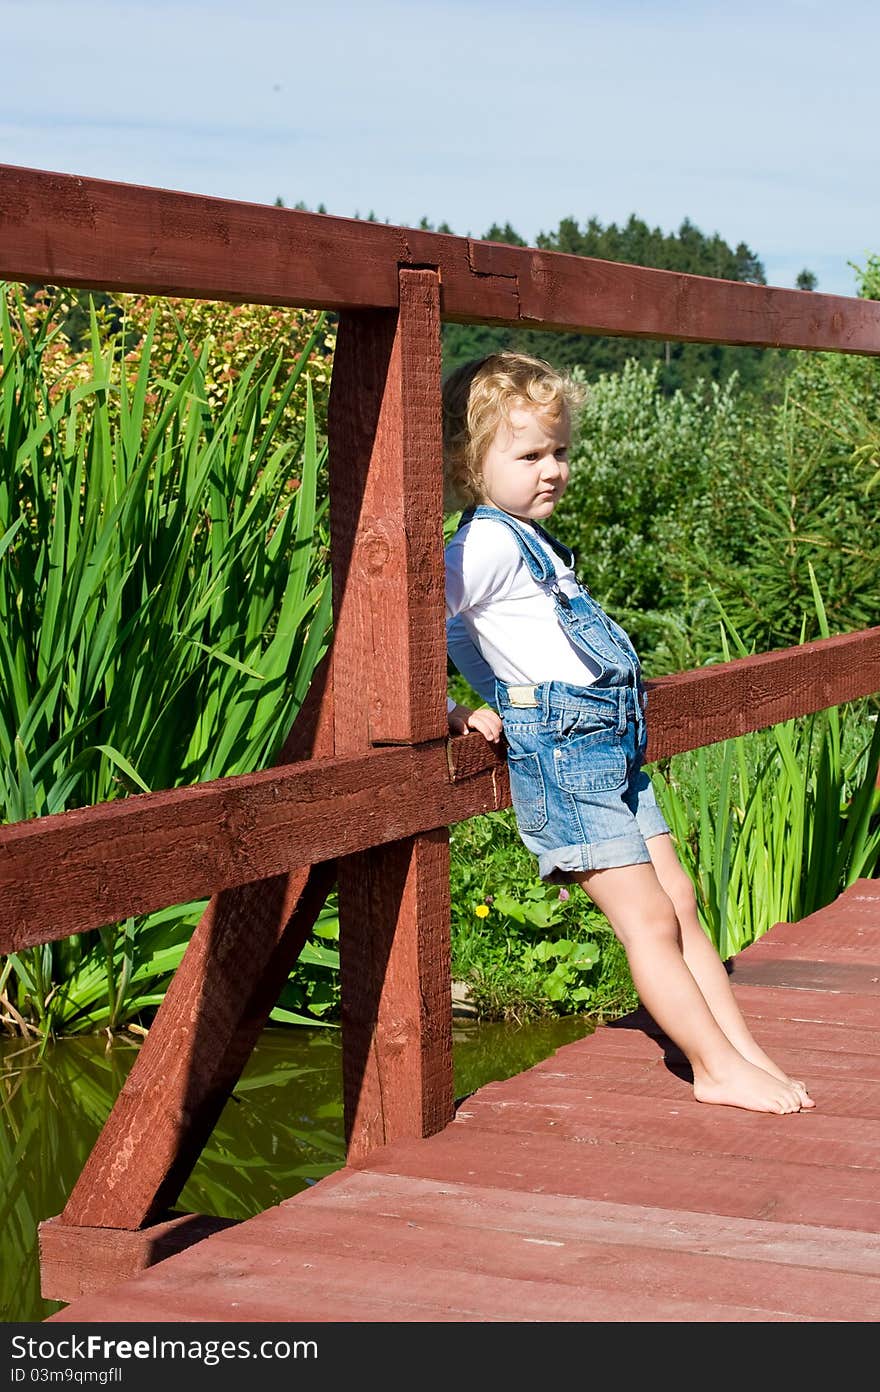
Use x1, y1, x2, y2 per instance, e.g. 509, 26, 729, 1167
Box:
559, 1016, 880, 1080
0, 739, 507, 952
729, 959, 880, 992
468, 231, 880, 354
4, 164, 880, 355
327, 270, 454, 1159
511, 1055, 880, 1120
733, 881, 880, 958
0, 164, 514, 321
337, 832, 454, 1158
606, 1004, 880, 1062
46, 1163, 880, 1322
56, 866, 339, 1231
730, 981, 880, 1028
5, 629, 880, 951
327, 272, 447, 748
282, 1170, 880, 1276
361, 1123, 880, 1231
454, 1091, 880, 1170
38, 1213, 238, 1303
641, 626, 880, 761
45, 1196, 880, 1323
5, 154, 877, 1319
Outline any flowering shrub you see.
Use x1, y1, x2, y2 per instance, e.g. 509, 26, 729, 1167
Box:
2, 284, 336, 444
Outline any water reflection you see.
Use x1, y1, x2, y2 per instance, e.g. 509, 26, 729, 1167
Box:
1, 1013, 593, 1323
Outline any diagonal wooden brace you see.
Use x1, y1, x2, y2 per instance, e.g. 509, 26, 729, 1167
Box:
54, 655, 338, 1237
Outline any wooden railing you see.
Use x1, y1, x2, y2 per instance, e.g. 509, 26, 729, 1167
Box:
2, 163, 880, 1294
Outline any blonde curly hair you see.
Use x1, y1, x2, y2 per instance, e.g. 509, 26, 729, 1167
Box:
441, 351, 586, 511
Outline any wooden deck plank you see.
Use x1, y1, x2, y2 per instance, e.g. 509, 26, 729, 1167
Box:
544, 1029, 880, 1083
453, 1092, 880, 1171
730, 983, 880, 1027
47, 1171, 880, 1324
604, 1005, 880, 1055
505, 1066, 880, 1120
357, 1125, 880, 1231
730, 884, 880, 962
285, 1171, 880, 1276
47, 1201, 849, 1324
728, 959, 880, 992
46, 1266, 799, 1323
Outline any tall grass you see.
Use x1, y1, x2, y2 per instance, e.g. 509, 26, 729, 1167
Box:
651, 573, 880, 958
0, 287, 335, 1037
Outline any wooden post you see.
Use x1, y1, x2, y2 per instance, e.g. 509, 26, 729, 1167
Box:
327, 267, 454, 1160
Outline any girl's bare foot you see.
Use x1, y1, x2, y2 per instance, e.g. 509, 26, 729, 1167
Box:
734, 1045, 816, 1109
693, 1056, 804, 1114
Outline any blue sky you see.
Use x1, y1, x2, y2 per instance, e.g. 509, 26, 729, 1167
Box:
3, 0, 878, 297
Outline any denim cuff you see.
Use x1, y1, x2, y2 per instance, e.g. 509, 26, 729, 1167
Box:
536, 833, 653, 882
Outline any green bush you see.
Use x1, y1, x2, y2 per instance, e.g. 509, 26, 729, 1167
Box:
550, 327, 880, 676
449, 810, 636, 1022
552, 360, 747, 663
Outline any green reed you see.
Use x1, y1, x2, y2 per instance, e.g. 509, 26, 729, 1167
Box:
650, 570, 880, 959
0, 287, 334, 1037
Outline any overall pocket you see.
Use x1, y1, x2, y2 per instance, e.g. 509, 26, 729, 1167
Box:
554, 728, 627, 795
555, 702, 616, 742
507, 751, 548, 832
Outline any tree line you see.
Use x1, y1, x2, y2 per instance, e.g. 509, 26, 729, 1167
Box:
277, 200, 820, 397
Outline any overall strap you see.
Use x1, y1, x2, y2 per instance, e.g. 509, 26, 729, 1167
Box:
458, 504, 574, 584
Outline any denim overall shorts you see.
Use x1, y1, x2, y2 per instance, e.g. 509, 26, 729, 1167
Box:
460, 505, 670, 883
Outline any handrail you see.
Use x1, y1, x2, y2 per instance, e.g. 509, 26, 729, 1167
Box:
3, 162, 880, 352
3, 626, 880, 954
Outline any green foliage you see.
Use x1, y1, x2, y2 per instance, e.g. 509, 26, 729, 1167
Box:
537, 213, 766, 283
521, 936, 600, 1006
0, 285, 334, 1038
684, 351, 880, 656
5, 231, 879, 1038
853, 254, 880, 300
551, 360, 748, 661
449, 810, 635, 1021
0, 1030, 347, 1320
445, 284, 880, 1016
650, 583, 880, 958
536, 340, 880, 677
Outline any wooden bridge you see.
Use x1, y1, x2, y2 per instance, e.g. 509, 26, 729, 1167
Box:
1, 162, 880, 1323
43, 877, 880, 1323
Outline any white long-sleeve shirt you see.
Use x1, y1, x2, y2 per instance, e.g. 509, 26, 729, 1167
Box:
445, 514, 601, 711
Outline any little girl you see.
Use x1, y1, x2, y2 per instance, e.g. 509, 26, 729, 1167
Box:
443, 351, 813, 1115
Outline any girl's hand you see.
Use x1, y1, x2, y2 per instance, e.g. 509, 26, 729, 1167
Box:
447, 703, 503, 745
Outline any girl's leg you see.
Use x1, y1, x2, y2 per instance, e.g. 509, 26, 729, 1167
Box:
644, 833, 814, 1107
573, 860, 804, 1114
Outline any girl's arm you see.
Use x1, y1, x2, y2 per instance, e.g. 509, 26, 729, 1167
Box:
444, 524, 508, 745
445, 615, 503, 743
446, 614, 499, 709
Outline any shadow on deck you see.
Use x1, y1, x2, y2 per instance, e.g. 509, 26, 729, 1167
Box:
46, 879, 880, 1324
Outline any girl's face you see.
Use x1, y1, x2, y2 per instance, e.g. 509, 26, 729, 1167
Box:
478, 404, 570, 522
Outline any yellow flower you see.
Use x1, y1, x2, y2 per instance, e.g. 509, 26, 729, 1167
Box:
474, 904, 490, 918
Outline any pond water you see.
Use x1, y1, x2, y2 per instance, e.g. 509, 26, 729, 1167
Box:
0, 1013, 594, 1323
